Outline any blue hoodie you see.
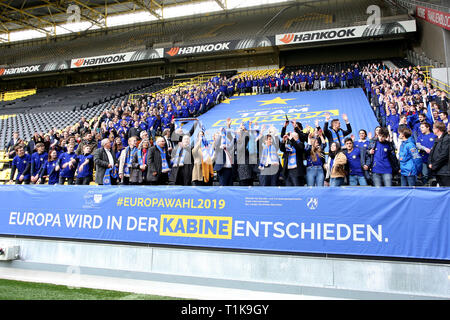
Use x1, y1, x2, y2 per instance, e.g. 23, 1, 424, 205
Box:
399, 137, 419, 176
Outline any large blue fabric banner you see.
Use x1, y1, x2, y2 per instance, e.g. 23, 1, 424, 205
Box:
0, 186, 449, 260
197, 88, 379, 139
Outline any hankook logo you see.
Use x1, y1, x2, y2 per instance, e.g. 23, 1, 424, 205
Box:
71, 53, 131, 68
167, 47, 180, 56
166, 42, 231, 56
278, 28, 357, 45
0, 65, 41, 75
74, 59, 84, 67
279, 34, 295, 44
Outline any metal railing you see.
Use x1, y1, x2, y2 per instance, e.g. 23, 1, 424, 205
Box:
415, 65, 450, 95
128, 73, 221, 104
395, 0, 450, 13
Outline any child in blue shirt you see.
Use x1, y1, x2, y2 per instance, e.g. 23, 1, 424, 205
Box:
9, 145, 31, 184
30, 142, 48, 184
368, 127, 400, 186
75, 145, 94, 185
58, 143, 77, 185
344, 138, 369, 186
38, 150, 60, 185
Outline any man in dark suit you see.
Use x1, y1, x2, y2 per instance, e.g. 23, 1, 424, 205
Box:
429, 121, 450, 187
169, 135, 194, 186
147, 137, 171, 185
94, 138, 118, 185
213, 127, 235, 186
6, 132, 21, 159
128, 121, 142, 141
280, 131, 305, 186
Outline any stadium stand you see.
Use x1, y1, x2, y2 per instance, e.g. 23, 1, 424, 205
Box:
0, 0, 449, 302
0, 0, 409, 68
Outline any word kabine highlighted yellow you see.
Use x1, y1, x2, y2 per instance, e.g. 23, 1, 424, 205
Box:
160, 215, 233, 239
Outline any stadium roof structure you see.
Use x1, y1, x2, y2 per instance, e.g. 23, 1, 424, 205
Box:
0, 0, 303, 43
0, 0, 412, 68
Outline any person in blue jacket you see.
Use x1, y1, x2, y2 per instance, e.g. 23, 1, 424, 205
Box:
353, 64, 360, 86
334, 72, 341, 88
75, 144, 94, 185
327, 72, 334, 89
346, 68, 354, 88
9, 145, 31, 184
344, 138, 370, 186
300, 72, 307, 91
307, 72, 314, 90
30, 142, 48, 184
257, 76, 265, 94
368, 127, 400, 187
58, 143, 77, 185
38, 150, 60, 185
398, 127, 420, 186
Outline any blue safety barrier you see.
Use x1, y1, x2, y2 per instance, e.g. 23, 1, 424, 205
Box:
1, 185, 449, 260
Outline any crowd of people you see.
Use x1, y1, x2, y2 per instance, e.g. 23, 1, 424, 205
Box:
4, 62, 450, 187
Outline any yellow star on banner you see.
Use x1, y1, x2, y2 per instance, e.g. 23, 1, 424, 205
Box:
222, 98, 240, 104
257, 97, 296, 106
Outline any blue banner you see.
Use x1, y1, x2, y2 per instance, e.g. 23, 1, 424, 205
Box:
0, 186, 449, 260
198, 88, 379, 139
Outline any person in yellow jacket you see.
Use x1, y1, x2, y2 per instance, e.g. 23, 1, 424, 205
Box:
324, 142, 348, 187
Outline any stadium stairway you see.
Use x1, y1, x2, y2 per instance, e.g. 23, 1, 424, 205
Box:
0, 71, 234, 184
0, 78, 174, 151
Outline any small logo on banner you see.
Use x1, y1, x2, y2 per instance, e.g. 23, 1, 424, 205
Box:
167, 47, 180, 56
93, 194, 103, 204
0, 68, 4, 76
307, 197, 319, 210
83, 191, 103, 209
279, 34, 295, 44
74, 59, 84, 67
